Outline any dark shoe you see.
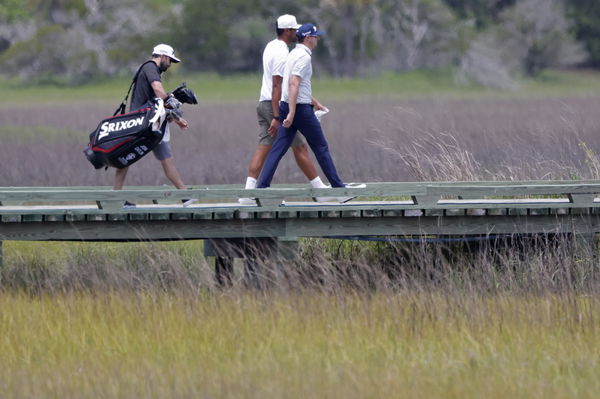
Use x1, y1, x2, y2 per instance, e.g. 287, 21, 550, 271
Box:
123, 201, 136, 209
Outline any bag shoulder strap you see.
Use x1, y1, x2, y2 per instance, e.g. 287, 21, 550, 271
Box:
113, 60, 156, 116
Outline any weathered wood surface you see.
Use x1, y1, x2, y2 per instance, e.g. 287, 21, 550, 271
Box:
1, 181, 600, 241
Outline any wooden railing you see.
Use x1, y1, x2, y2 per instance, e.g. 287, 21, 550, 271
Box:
1, 181, 600, 243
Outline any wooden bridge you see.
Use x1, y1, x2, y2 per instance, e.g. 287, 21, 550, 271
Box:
1, 181, 600, 266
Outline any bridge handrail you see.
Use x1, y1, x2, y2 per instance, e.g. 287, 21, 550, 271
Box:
1, 181, 600, 214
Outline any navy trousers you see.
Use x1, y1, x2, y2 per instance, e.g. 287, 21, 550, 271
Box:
256, 102, 345, 188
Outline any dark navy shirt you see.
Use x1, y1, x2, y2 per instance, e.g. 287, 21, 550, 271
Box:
130, 61, 162, 111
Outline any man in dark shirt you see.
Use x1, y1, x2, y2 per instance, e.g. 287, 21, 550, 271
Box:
114, 44, 190, 200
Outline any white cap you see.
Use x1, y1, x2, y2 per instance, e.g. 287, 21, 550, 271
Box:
277, 14, 301, 29
152, 44, 181, 63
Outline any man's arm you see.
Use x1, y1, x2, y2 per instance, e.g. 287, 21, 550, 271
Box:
282, 75, 301, 128
151, 80, 188, 129
267, 75, 283, 136
151, 80, 169, 100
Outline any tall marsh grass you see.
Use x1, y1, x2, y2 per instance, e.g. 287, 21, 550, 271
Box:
3, 92, 600, 397
0, 291, 598, 398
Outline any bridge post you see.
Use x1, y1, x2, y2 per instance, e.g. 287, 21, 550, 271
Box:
204, 237, 300, 288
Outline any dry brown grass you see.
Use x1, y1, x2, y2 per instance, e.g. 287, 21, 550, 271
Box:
3, 96, 600, 186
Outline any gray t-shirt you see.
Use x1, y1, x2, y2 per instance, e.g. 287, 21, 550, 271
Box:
131, 61, 162, 111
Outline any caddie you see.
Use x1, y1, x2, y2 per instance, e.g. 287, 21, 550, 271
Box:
114, 44, 191, 208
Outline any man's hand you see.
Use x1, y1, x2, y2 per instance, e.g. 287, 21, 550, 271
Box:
313, 99, 327, 111
165, 96, 182, 109
267, 118, 279, 136
282, 113, 294, 128
174, 117, 189, 130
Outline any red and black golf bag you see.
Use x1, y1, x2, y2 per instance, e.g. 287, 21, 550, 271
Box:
83, 59, 197, 170
84, 100, 167, 169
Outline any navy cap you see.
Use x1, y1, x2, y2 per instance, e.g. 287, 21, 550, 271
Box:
296, 23, 325, 39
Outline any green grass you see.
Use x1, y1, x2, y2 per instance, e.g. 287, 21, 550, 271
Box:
0, 292, 598, 398
3, 68, 600, 105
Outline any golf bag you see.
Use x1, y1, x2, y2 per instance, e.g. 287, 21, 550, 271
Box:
83, 57, 198, 169
84, 99, 167, 169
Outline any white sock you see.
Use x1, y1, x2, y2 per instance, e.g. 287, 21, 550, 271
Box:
310, 176, 328, 188
245, 177, 257, 189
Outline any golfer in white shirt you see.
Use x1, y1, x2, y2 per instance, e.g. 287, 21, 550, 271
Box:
257, 23, 362, 198
240, 15, 328, 204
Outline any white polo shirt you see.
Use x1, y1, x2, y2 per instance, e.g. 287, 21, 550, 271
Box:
282, 44, 313, 105
259, 38, 289, 102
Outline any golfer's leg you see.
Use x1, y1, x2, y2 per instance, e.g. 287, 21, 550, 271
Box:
113, 167, 128, 190
247, 145, 272, 179
160, 157, 187, 189
296, 106, 345, 187
256, 125, 296, 188
292, 143, 318, 181
247, 101, 276, 179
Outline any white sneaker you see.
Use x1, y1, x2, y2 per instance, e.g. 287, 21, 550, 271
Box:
314, 196, 337, 203
313, 183, 336, 202
313, 183, 366, 203
337, 183, 367, 203
182, 198, 198, 207
238, 197, 257, 206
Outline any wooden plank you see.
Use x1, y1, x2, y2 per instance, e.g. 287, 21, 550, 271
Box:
569, 194, 597, 205
85, 214, 105, 222
237, 211, 255, 220
128, 213, 148, 221
528, 208, 549, 216
487, 208, 506, 216
508, 208, 528, 216
362, 210, 381, 218
412, 195, 438, 207
256, 211, 276, 219
277, 210, 298, 219
214, 212, 236, 220
150, 213, 171, 221
383, 210, 403, 217
341, 210, 361, 218
0, 219, 287, 241
446, 209, 466, 216
424, 209, 444, 216
97, 200, 123, 211
171, 213, 193, 221
466, 209, 486, 216
107, 214, 127, 221
321, 211, 341, 218
3, 181, 600, 206
45, 215, 65, 222
286, 214, 600, 237
298, 211, 320, 219
65, 214, 86, 222
1, 215, 21, 223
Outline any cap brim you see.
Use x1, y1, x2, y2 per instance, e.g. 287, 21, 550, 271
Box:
278, 24, 302, 29
170, 56, 181, 63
